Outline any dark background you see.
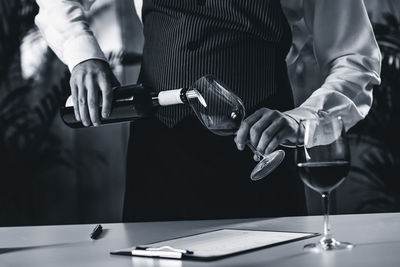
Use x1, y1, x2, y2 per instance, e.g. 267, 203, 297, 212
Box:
0, 0, 399, 226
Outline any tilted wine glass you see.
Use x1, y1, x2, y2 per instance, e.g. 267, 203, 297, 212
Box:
186, 75, 285, 181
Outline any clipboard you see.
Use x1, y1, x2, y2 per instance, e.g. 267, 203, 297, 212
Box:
111, 228, 319, 261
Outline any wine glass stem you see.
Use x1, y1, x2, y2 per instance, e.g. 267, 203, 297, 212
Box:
322, 193, 332, 240
246, 141, 264, 159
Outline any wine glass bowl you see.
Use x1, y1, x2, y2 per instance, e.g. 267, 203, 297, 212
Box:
187, 75, 285, 181
187, 75, 246, 136
296, 116, 353, 251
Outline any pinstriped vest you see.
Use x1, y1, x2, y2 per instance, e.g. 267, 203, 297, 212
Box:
139, 0, 292, 127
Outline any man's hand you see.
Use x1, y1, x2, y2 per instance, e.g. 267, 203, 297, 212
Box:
69, 59, 119, 127
234, 108, 299, 160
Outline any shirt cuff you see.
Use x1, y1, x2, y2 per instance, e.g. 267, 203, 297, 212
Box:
283, 107, 318, 124
63, 34, 108, 72
281, 107, 318, 147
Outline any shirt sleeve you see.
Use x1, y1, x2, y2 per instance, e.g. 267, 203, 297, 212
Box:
35, 0, 107, 71
283, 0, 381, 132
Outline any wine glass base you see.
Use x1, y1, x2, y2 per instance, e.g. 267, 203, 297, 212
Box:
304, 238, 354, 252
250, 150, 285, 181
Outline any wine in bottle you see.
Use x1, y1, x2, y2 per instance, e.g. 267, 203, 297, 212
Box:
60, 83, 206, 128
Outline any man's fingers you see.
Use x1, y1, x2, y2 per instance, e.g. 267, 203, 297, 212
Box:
248, 114, 275, 148
233, 107, 298, 156
256, 117, 285, 155
86, 76, 101, 126
78, 83, 91, 127
235, 110, 263, 150
264, 127, 291, 155
70, 80, 80, 121
98, 74, 113, 119
69, 59, 118, 126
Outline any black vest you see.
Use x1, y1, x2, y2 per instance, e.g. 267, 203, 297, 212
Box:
139, 0, 293, 127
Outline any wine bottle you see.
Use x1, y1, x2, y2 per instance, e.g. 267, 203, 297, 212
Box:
60, 83, 205, 128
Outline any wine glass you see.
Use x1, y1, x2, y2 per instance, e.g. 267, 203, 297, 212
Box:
296, 116, 353, 251
186, 75, 285, 181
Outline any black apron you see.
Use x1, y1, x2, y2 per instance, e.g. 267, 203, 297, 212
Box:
123, 0, 306, 222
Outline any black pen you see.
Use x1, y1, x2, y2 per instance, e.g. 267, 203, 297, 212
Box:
90, 224, 103, 240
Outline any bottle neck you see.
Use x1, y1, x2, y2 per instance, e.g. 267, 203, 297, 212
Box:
155, 88, 190, 106
65, 85, 196, 108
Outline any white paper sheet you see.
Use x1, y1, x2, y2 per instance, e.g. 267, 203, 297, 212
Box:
123, 229, 316, 259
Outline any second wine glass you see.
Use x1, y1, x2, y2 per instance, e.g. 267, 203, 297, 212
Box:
296, 116, 353, 251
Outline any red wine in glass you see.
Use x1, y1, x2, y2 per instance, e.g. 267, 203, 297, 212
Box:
296, 116, 353, 251
297, 161, 349, 194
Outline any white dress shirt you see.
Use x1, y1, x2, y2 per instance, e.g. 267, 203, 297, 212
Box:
35, 0, 381, 134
